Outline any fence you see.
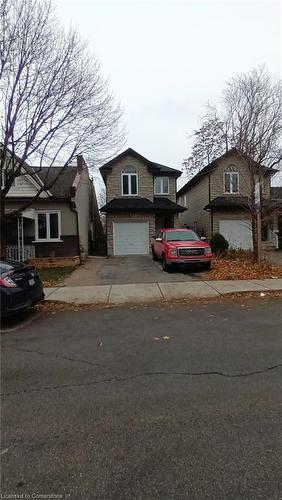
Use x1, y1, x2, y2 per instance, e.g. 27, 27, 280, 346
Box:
6, 245, 35, 262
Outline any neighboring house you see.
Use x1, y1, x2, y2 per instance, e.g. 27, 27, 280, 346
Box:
3, 155, 104, 261
177, 148, 282, 250
100, 148, 186, 255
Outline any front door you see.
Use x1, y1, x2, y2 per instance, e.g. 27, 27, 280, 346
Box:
155, 215, 174, 233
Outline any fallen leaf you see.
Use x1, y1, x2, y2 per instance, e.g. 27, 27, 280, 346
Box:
205, 255, 282, 281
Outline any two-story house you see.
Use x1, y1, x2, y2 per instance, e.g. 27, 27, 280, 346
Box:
177, 148, 281, 250
100, 148, 186, 255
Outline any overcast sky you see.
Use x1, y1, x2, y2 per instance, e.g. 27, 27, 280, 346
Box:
56, 0, 281, 187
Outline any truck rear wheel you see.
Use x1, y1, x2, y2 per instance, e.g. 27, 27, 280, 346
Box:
151, 247, 158, 261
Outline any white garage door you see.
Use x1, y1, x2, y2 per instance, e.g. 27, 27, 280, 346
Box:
219, 220, 253, 250
113, 222, 149, 255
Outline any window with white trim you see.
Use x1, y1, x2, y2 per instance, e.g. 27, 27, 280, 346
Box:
121, 168, 138, 195
36, 211, 61, 241
154, 176, 169, 195
224, 170, 239, 194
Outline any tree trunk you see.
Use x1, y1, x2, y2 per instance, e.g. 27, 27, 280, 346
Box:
251, 213, 258, 261
251, 210, 262, 263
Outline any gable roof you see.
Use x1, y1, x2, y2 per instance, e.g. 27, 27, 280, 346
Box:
100, 147, 182, 180
25, 165, 78, 198
1, 144, 80, 198
177, 148, 276, 197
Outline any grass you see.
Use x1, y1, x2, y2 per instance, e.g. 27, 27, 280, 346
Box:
37, 266, 74, 287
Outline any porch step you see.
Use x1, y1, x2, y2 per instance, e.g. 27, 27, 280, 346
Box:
262, 241, 277, 251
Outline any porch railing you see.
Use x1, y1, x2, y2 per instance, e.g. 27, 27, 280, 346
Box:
6, 245, 35, 262
267, 228, 279, 249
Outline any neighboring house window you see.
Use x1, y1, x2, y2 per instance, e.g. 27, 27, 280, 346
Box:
122, 168, 138, 195
179, 194, 187, 207
35, 211, 61, 241
224, 169, 239, 194
154, 177, 169, 195
1, 171, 16, 188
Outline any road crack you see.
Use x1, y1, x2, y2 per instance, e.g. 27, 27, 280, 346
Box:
2, 345, 115, 377
1, 363, 282, 398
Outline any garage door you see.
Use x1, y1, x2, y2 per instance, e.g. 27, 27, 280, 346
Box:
219, 220, 253, 250
113, 222, 149, 255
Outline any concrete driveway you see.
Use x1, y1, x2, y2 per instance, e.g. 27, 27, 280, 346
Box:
63, 256, 207, 286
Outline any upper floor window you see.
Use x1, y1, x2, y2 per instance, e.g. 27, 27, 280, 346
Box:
179, 194, 187, 207
224, 168, 239, 194
1, 171, 16, 188
154, 176, 169, 195
122, 168, 138, 196
35, 210, 61, 241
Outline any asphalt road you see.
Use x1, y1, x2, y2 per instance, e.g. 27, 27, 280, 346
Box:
1, 299, 282, 500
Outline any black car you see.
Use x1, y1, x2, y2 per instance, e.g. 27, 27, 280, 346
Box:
0, 260, 44, 317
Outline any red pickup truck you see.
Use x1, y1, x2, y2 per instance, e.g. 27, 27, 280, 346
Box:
151, 228, 212, 271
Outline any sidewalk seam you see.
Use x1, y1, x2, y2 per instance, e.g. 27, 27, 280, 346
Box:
156, 283, 165, 299
249, 280, 272, 290
107, 285, 112, 303
45, 287, 62, 299
203, 281, 223, 296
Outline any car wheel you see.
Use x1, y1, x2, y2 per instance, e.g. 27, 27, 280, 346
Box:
203, 261, 211, 271
151, 247, 158, 261
162, 255, 170, 272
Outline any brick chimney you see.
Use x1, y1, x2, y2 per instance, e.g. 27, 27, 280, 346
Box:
76, 155, 85, 173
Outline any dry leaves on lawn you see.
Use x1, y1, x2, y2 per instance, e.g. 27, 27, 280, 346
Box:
206, 257, 282, 281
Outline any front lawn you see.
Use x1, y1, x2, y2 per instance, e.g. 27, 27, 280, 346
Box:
37, 266, 74, 287
206, 251, 282, 280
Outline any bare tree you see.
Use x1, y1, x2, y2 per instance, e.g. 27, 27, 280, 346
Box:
0, 0, 124, 256
183, 115, 226, 175
184, 67, 282, 261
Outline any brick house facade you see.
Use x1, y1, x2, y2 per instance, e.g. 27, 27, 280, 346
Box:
177, 148, 281, 250
100, 148, 186, 256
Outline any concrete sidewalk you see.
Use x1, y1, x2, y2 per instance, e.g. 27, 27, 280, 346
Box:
44, 278, 282, 305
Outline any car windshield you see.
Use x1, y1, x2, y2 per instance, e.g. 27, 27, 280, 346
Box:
166, 231, 200, 242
